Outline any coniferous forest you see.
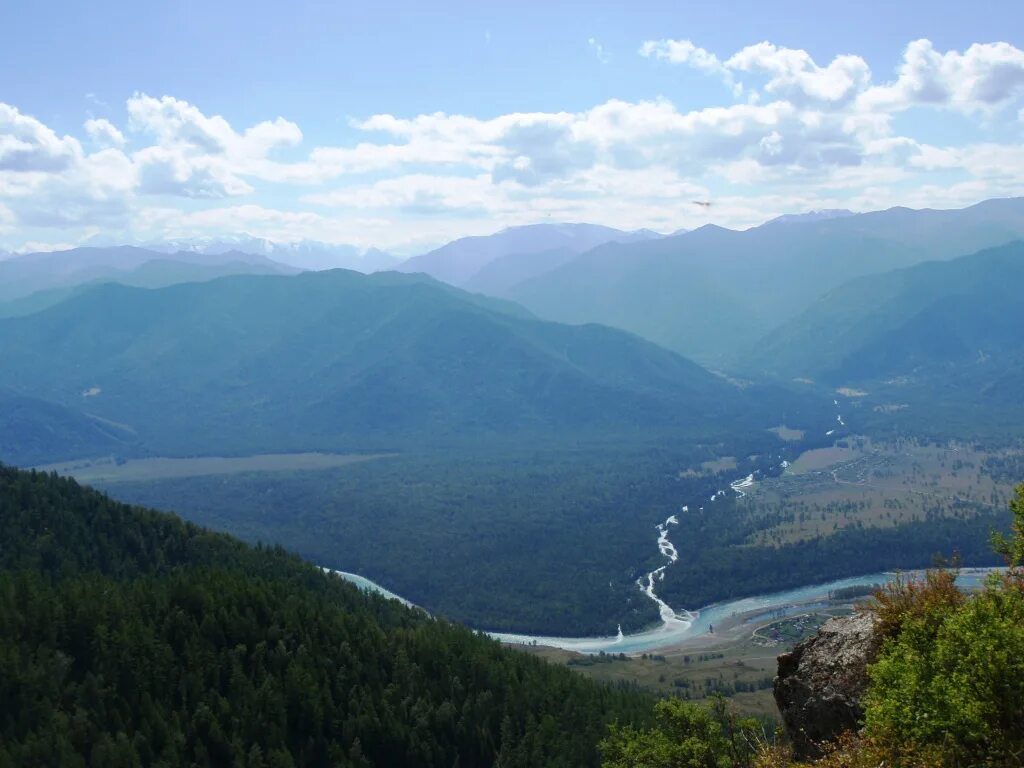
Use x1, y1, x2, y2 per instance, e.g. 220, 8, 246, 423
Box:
0, 465, 654, 767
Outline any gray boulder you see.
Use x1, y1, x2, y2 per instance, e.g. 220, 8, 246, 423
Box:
773, 611, 881, 759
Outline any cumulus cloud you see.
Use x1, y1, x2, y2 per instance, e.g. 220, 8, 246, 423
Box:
84, 118, 126, 147
1, 38, 1024, 250
0, 104, 81, 172
645, 36, 1024, 115
640, 39, 723, 74
127, 94, 301, 197
641, 38, 873, 104
724, 43, 870, 104
860, 39, 1024, 112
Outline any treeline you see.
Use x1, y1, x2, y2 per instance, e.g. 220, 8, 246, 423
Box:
98, 436, 800, 637
659, 500, 1007, 610
0, 465, 653, 767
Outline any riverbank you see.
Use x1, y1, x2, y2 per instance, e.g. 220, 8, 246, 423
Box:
335, 566, 1000, 656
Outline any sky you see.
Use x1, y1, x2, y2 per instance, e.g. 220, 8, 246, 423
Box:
1, 0, 1023, 255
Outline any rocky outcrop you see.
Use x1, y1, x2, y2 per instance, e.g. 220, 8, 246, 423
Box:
773, 611, 881, 759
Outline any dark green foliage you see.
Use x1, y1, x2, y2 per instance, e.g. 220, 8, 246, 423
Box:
600, 698, 760, 768
103, 448, 672, 635
101, 441, 1008, 635
991, 482, 1024, 568
863, 486, 1024, 764
0, 390, 129, 467
92, 437, 806, 636
659, 503, 1005, 610
0, 465, 654, 767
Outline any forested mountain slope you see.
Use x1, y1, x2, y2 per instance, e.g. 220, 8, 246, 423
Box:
499, 198, 1024, 364
747, 241, 1024, 408
0, 268, 818, 463
0, 465, 652, 767
0, 390, 131, 466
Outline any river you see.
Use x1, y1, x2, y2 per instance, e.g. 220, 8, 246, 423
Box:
334, 401, 1001, 655
332, 566, 999, 655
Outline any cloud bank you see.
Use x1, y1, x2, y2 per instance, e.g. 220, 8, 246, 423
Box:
2, 38, 1023, 252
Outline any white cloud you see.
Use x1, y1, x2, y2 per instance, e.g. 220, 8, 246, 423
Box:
0, 104, 81, 172
640, 39, 873, 104
2, 38, 1024, 250
643, 37, 1024, 114
640, 39, 723, 74
305, 173, 503, 213
860, 39, 1024, 113
724, 43, 870, 104
84, 118, 126, 147
127, 94, 301, 197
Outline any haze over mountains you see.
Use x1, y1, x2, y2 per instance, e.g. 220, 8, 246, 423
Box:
396, 222, 662, 286
144, 235, 401, 272
0, 245, 297, 305
5, 196, 1024, 460
749, 241, 1024, 419
0, 268, 817, 465
495, 198, 1024, 365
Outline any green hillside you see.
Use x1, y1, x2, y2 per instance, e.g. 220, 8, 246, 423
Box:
0, 464, 653, 767
0, 391, 132, 465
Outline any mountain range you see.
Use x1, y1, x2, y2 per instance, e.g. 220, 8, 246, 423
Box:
0, 245, 297, 305
748, 241, 1024, 409
144, 235, 401, 272
5, 196, 1024, 461
0, 267, 815, 464
491, 198, 1024, 365
397, 222, 662, 286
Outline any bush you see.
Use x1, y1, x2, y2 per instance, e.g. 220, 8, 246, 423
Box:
862, 484, 1024, 765
601, 697, 760, 768
865, 585, 1024, 763
871, 567, 965, 640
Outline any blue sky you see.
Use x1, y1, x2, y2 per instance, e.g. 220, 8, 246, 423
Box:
1, 0, 1023, 254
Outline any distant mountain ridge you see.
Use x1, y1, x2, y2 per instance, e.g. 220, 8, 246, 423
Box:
0, 268, 816, 463
397, 222, 662, 286
497, 197, 1024, 365
0, 255, 303, 318
144, 235, 400, 272
0, 245, 297, 305
766, 209, 856, 225
747, 240, 1024, 392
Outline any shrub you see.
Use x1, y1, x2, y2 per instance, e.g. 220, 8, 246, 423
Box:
862, 484, 1024, 765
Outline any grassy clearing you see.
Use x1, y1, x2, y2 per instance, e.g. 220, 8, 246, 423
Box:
34, 452, 395, 484
768, 425, 805, 442
744, 437, 1019, 545
787, 445, 862, 474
